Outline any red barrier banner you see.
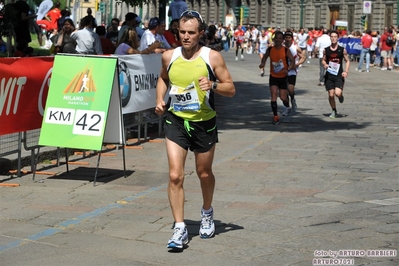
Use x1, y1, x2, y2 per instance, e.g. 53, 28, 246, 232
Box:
0, 57, 54, 135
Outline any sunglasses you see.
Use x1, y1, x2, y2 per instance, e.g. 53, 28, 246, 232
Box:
180, 10, 204, 23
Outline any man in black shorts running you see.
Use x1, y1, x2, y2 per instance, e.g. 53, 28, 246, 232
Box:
155, 10, 235, 250
321, 30, 350, 118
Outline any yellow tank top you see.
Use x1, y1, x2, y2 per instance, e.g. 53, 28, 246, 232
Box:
167, 47, 216, 122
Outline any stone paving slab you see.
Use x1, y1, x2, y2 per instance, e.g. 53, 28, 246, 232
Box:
0, 50, 398, 265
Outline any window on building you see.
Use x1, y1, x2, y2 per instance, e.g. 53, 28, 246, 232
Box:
385, 5, 393, 27
347, 5, 354, 32
314, 6, 320, 27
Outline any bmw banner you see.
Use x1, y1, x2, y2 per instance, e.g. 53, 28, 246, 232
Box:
115, 54, 163, 114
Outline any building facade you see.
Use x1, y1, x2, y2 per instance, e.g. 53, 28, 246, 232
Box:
74, 0, 397, 32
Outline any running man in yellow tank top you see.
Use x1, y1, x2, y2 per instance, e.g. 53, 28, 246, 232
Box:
155, 10, 235, 251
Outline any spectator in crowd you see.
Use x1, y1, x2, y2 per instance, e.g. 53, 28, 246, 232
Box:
14, 0, 37, 46
51, 18, 76, 54
115, 27, 160, 55
96, 25, 115, 54
163, 19, 181, 48
118, 12, 139, 43
36, 1, 61, 32
86, 7, 97, 28
135, 16, 144, 39
71, 16, 103, 54
379, 27, 394, 70
106, 18, 119, 47
356, 30, 372, 72
168, 0, 187, 20
57, 8, 71, 31
155, 19, 172, 48
204, 24, 222, 51
370, 31, 378, 66
139, 17, 168, 53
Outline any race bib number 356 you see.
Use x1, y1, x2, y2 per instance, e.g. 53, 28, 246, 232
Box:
170, 82, 200, 112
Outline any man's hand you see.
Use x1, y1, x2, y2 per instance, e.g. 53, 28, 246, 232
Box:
155, 101, 166, 116
198, 76, 212, 91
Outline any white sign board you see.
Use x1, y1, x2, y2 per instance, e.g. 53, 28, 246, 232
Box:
363, 1, 372, 14
335, 20, 348, 27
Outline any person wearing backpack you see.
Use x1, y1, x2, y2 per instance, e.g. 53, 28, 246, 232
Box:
379, 28, 394, 70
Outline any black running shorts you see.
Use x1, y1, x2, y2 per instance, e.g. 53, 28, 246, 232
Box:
269, 75, 288, 90
325, 74, 345, 91
165, 112, 218, 153
287, 75, 297, 86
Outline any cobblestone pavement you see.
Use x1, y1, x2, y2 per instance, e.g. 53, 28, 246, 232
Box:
0, 50, 398, 266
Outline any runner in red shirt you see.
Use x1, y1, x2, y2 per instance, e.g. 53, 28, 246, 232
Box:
234, 26, 245, 60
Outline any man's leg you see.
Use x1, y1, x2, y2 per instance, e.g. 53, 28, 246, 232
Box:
287, 82, 297, 112
166, 138, 188, 224
357, 48, 365, 71
195, 145, 216, 211
279, 89, 290, 113
319, 58, 325, 85
195, 145, 216, 238
334, 87, 343, 100
328, 88, 337, 118
270, 85, 279, 116
365, 50, 370, 71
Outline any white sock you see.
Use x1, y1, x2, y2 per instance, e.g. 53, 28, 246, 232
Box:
174, 222, 185, 229
202, 206, 213, 214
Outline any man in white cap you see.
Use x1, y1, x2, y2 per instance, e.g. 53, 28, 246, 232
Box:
139, 17, 169, 53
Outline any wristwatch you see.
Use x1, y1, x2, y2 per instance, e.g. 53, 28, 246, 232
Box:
211, 82, 218, 91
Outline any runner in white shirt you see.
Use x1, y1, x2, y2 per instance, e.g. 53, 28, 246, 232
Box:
314, 29, 332, 86
258, 29, 270, 76
282, 31, 305, 115
251, 26, 259, 54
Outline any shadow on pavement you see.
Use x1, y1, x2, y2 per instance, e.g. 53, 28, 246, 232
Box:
215, 81, 370, 132
48, 166, 133, 183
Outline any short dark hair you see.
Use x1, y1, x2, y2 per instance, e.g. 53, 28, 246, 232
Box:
96, 26, 106, 36
330, 30, 339, 37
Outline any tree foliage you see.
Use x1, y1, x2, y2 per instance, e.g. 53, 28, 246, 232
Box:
119, 0, 150, 7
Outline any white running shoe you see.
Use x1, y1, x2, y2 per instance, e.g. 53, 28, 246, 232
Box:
199, 209, 215, 238
241, 54, 244, 60
381, 67, 387, 71
291, 99, 297, 112
235, 56, 238, 61
282, 107, 292, 116
329, 111, 336, 119
167, 227, 189, 250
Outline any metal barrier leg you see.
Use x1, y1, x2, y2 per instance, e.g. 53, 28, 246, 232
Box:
32, 147, 40, 181
65, 148, 69, 173
93, 150, 101, 186
17, 133, 22, 177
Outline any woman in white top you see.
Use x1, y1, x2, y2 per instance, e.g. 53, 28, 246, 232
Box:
115, 27, 160, 55
258, 29, 270, 76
